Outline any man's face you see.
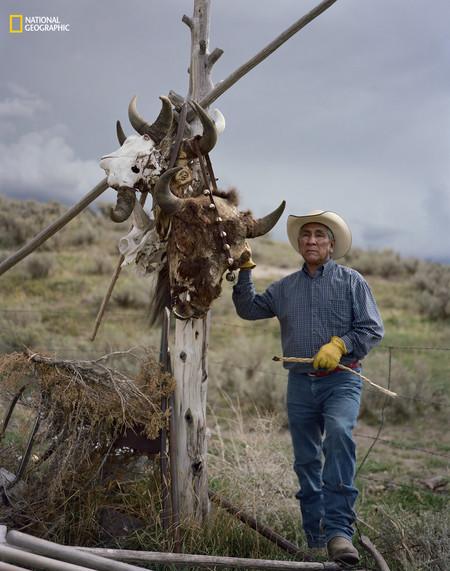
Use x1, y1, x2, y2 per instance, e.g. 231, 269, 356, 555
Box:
298, 222, 334, 266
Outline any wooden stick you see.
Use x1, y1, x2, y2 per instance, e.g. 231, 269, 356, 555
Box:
272, 357, 397, 398
209, 490, 303, 557
197, 0, 338, 111
90, 191, 149, 341
76, 547, 344, 570
358, 535, 391, 571
0, 178, 109, 277
90, 254, 124, 341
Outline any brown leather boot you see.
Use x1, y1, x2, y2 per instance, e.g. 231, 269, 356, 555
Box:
327, 536, 360, 565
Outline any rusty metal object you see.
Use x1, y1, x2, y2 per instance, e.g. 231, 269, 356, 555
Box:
113, 427, 161, 455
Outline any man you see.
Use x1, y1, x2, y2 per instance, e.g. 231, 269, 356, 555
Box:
232, 210, 384, 565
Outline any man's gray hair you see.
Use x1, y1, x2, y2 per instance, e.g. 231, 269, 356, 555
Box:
326, 227, 335, 241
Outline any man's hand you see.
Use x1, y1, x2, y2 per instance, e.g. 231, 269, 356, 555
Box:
239, 241, 256, 270
313, 336, 347, 371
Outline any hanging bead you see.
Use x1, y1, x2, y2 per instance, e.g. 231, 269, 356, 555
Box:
227, 257, 234, 265
220, 231, 227, 238
216, 217, 223, 223
223, 243, 231, 251
209, 203, 216, 209
203, 189, 210, 196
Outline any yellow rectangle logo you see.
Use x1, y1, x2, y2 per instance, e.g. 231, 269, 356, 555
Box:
9, 14, 23, 33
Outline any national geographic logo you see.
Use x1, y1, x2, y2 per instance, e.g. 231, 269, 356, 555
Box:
9, 15, 70, 33
9, 14, 22, 33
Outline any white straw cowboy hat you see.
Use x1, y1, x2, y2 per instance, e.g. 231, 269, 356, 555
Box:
287, 210, 352, 259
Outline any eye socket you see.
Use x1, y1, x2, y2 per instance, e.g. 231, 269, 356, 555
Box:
131, 166, 140, 173
143, 134, 150, 141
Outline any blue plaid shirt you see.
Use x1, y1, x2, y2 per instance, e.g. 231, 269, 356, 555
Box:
232, 259, 384, 373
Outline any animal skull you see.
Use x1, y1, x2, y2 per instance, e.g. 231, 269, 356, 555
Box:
153, 167, 286, 319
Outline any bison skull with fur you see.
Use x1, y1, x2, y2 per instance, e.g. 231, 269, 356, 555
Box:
153, 167, 285, 319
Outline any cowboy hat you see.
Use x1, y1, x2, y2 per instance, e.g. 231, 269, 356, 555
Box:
287, 210, 352, 259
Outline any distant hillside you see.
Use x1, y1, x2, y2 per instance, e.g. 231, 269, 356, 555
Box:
1, 195, 449, 323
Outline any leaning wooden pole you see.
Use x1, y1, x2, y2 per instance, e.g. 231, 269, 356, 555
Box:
171, 0, 217, 525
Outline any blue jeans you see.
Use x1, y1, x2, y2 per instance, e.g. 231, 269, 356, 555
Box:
287, 370, 362, 547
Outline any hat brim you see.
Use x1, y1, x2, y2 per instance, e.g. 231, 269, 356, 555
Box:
287, 211, 352, 259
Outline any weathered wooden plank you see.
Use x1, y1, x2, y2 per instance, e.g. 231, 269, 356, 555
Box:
76, 547, 347, 570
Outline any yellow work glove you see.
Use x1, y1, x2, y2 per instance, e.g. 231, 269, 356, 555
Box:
239, 241, 256, 270
313, 336, 347, 371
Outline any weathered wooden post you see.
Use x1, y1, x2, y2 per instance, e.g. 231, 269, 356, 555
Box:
172, 0, 219, 524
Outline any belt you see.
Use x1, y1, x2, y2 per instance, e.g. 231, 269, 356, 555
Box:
307, 360, 360, 378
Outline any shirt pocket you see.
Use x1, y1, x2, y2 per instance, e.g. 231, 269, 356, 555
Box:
322, 297, 353, 333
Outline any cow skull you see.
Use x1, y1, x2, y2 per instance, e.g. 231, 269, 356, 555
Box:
100, 98, 218, 223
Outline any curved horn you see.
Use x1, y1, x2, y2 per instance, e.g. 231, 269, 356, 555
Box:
153, 167, 184, 216
128, 95, 173, 144
110, 188, 136, 223
116, 120, 127, 146
185, 100, 217, 157
247, 200, 286, 238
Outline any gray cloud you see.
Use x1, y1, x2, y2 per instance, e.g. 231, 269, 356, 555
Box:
1, 0, 449, 261
0, 83, 47, 118
0, 125, 111, 203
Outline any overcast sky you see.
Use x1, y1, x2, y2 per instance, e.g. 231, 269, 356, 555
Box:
1, 0, 449, 261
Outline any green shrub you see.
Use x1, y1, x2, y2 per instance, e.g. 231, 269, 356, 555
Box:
360, 350, 443, 423
113, 284, 150, 309
0, 313, 48, 353
344, 248, 418, 278
23, 253, 54, 279
412, 262, 450, 320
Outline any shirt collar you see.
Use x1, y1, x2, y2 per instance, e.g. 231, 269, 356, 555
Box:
301, 258, 336, 278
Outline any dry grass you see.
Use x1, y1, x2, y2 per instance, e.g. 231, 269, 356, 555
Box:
0, 195, 449, 566
0, 350, 174, 543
